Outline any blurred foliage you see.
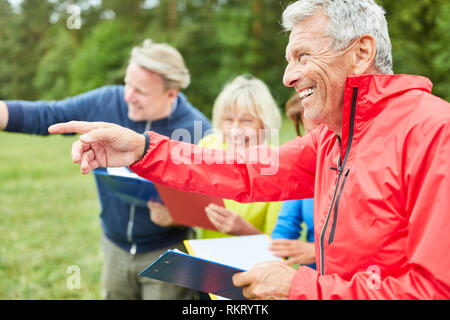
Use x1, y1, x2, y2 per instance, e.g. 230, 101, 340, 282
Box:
33, 27, 78, 99
0, 0, 448, 117
68, 19, 138, 95
380, 0, 450, 100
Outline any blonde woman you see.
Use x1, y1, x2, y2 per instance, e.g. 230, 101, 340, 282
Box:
149, 75, 282, 239
199, 74, 282, 238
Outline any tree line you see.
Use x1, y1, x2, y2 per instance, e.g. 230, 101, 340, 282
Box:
0, 0, 448, 118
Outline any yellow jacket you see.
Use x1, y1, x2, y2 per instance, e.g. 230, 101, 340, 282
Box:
196, 134, 282, 239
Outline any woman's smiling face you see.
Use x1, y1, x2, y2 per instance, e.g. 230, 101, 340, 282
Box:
220, 105, 264, 149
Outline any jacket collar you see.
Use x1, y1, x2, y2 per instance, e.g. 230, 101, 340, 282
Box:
339, 74, 432, 164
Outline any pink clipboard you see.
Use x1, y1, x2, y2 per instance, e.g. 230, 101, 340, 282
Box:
153, 183, 224, 231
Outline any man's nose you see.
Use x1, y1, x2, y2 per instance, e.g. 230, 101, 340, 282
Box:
226, 123, 244, 135
231, 120, 241, 129
283, 63, 303, 88
124, 88, 135, 103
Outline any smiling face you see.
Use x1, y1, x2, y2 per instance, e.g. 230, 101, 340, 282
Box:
124, 62, 178, 122
220, 104, 264, 149
283, 9, 353, 134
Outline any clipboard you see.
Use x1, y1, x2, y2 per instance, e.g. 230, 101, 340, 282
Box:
153, 183, 224, 231
93, 167, 162, 206
138, 249, 246, 300
183, 234, 282, 300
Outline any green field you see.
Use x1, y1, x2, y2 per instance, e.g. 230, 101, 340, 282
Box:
0, 132, 102, 299
0, 119, 297, 300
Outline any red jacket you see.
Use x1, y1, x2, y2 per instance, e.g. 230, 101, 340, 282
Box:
131, 74, 450, 299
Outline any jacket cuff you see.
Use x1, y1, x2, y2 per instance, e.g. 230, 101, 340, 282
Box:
130, 131, 162, 169
288, 266, 321, 300
4, 102, 24, 132
135, 131, 150, 163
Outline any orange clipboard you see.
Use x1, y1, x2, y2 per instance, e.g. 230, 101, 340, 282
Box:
154, 183, 224, 231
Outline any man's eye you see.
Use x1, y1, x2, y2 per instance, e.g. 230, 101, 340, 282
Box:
135, 88, 149, 95
297, 53, 307, 62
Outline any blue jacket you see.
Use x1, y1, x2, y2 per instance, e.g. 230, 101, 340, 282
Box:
271, 198, 316, 269
5, 85, 212, 254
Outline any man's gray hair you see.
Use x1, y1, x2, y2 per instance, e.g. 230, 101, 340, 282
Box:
130, 39, 191, 90
282, 0, 393, 74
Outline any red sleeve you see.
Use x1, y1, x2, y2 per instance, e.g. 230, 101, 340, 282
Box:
129, 131, 318, 203
289, 121, 450, 300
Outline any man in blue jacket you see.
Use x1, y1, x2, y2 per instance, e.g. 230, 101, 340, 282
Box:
0, 39, 212, 300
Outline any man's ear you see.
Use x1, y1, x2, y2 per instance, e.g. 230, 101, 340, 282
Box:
166, 88, 179, 100
351, 34, 377, 75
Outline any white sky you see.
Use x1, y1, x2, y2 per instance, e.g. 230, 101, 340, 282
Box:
8, 0, 159, 11
8, 0, 22, 8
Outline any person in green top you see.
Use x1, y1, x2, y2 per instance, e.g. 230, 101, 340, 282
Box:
148, 75, 282, 239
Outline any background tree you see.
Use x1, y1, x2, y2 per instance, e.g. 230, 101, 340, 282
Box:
0, 0, 448, 117
68, 19, 138, 95
33, 28, 78, 100
0, 0, 55, 99
380, 0, 450, 99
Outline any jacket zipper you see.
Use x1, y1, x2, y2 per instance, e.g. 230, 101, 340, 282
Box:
328, 168, 350, 244
127, 204, 137, 255
318, 87, 358, 275
127, 121, 152, 256
319, 164, 343, 274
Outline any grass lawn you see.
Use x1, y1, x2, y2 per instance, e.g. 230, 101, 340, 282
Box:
0, 117, 297, 300
0, 132, 102, 299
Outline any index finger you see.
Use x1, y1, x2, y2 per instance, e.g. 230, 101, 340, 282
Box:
208, 203, 227, 211
207, 203, 231, 217
71, 139, 91, 164
48, 121, 114, 135
270, 239, 294, 247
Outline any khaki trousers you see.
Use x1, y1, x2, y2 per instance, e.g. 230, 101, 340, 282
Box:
100, 234, 195, 300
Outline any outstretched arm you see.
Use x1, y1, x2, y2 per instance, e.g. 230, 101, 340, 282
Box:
0, 102, 8, 130
49, 120, 318, 203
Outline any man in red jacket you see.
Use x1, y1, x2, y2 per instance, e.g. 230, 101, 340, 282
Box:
48, 0, 450, 299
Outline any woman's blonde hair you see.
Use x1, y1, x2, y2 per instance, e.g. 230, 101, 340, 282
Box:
285, 92, 304, 136
212, 75, 281, 140
129, 39, 191, 90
